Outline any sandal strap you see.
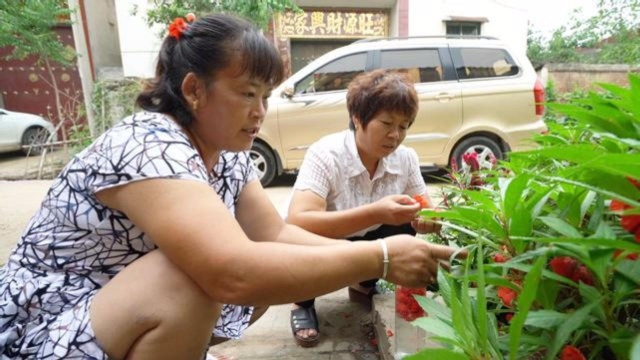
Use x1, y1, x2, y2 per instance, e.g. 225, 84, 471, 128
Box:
290, 306, 319, 332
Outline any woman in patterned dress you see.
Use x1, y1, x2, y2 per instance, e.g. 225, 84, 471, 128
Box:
0, 13, 456, 360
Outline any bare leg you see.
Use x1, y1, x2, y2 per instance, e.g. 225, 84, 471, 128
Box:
90, 250, 219, 360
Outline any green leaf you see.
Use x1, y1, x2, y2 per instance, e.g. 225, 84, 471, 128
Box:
524, 310, 568, 329
539, 216, 583, 238
413, 317, 457, 342
578, 282, 606, 323
615, 258, 640, 286
546, 301, 601, 360
415, 296, 452, 321
630, 334, 640, 360
405, 348, 469, 360
509, 254, 546, 360
475, 240, 489, 356
513, 236, 640, 252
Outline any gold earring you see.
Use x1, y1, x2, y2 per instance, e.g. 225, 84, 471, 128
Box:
192, 100, 198, 111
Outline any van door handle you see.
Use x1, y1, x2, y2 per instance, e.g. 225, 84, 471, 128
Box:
435, 93, 453, 101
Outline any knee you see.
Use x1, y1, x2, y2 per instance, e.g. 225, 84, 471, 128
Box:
142, 251, 217, 316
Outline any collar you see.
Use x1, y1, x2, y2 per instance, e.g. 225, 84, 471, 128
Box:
343, 130, 403, 180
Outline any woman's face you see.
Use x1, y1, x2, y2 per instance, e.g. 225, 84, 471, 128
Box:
191, 61, 273, 153
355, 110, 411, 160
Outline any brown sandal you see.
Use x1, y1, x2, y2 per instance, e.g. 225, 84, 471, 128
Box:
291, 306, 320, 347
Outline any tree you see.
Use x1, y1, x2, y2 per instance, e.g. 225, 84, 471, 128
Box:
0, 0, 78, 147
527, 0, 640, 65
135, 0, 300, 34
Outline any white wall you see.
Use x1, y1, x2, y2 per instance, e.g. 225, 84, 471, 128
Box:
408, 0, 528, 56
114, 0, 164, 78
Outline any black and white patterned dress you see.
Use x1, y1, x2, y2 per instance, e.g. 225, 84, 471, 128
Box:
0, 112, 256, 359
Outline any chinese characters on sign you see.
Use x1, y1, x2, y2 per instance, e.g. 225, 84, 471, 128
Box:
278, 10, 388, 38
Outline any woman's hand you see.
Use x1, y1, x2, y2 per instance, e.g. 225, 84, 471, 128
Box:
373, 195, 421, 225
411, 217, 442, 234
382, 234, 456, 288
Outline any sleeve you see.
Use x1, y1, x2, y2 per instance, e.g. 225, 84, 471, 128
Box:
292, 145, 335, 200
404, 148, 428, 196
80, 121, 210, 194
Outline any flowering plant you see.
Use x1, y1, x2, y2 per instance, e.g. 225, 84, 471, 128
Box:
406, 75, 640, 360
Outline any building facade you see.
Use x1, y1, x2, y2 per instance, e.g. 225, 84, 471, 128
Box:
111, 0, 529, 78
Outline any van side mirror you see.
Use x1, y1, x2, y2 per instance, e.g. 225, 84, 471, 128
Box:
282, 87, 294, 99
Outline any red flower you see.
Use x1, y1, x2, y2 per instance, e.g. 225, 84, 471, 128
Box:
462, 152, 480, 172
549, 256, 579, 279
497, 286, 518, 307
620, 214, 640, 234
386, 329, 394, 337
505, 313, 514, 322
168, 17, 188, 39
571, 265, 595, 285
561, 345, 586, 360
493, 253, 509, 263
614, 249, 639, 261
395, 287, 426, 321
610, 196, 640, 235
412, 195, 429, 208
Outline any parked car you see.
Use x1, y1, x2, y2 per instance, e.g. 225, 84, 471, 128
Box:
251, 36, 546, 186
0, 108, 57, 156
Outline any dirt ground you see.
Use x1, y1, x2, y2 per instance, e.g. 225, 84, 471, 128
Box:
0, 180, 52, 265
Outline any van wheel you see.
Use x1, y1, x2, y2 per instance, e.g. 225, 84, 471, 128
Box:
250, 142, 277, 187
22, 127, 50, 156
450, 136, 503, 172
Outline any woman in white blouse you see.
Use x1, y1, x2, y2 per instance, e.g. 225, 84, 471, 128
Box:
287, 69, 441, 348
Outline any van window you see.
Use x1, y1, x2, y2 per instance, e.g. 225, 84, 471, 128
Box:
380, 49, 443, 83
451, 48, 519, 80
295, 52, 367, 94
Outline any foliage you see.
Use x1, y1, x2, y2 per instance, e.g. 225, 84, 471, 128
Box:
91, 78, 142, 136
133, 0, 300, 34
0, 0, 75, 66
408, 74, 640, 360
527, 0, 640, 66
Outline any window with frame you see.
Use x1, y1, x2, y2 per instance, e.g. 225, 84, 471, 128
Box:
379, 49, 443, 83
295, 53, 367, 94
452, 48, 519, 80
446, 22, 480, 36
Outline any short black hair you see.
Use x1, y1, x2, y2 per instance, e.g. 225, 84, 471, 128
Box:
136, 13, 285, 127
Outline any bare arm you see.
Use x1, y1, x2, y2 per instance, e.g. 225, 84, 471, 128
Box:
96, 179, 396, 306
287, 189, 421, 238
235, 180, 346, 245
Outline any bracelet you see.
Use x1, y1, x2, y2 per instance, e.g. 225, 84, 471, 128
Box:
379, 239, 389, 280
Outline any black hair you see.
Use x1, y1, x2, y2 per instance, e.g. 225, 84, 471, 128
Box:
136, 13, 285, 127
346, 69, 418, 131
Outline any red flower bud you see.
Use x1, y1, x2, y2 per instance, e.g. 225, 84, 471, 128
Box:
497, 286, 517, 307
412, 195, 429, 208
462, 152, 480, 172
549, 256, 579, 279
570, 265, 594, 286
493, 253, 509, 263
561, 345, 586, 360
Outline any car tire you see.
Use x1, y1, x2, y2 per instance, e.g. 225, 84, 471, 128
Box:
450, 136, 503, 171
21, 127, 50, 156
250, 141, 278, 187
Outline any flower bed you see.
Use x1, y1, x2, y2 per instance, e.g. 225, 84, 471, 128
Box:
402, 75, 640, 360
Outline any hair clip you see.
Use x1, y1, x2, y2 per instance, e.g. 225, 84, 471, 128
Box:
168, 13, 196, 40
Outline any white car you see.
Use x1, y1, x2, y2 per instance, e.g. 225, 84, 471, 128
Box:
0, 108, 57, 156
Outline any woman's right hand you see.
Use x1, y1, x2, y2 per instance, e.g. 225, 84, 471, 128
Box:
381, 234, 457, 288
373, 195, 421, 225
